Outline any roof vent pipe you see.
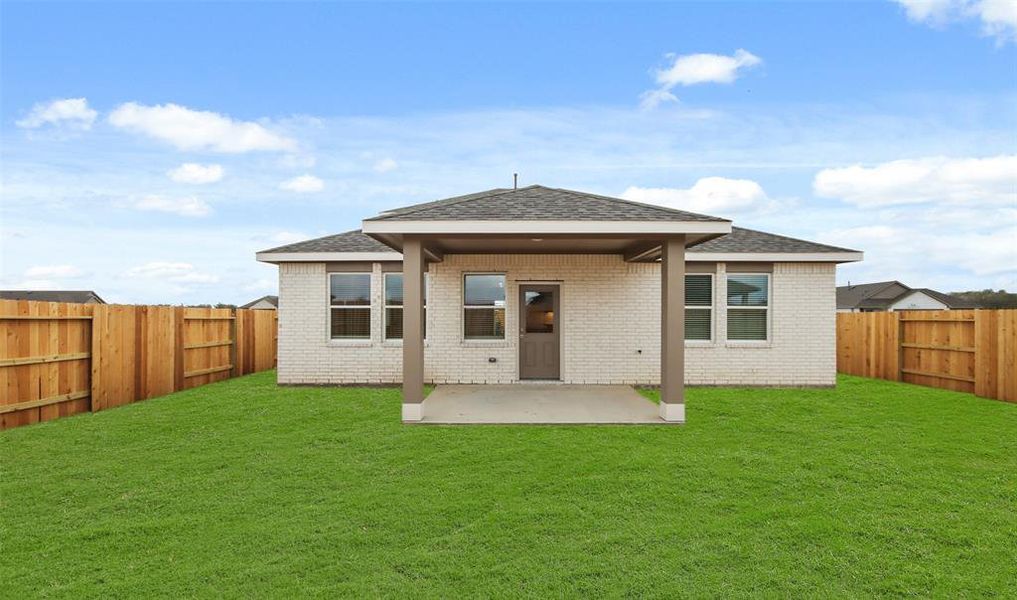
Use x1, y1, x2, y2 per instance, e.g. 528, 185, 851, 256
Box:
513, 173, 518, 189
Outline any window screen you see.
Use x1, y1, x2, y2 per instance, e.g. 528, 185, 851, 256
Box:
464, 274, 505, 339
685, 274, 712, 341
330, 273, 371, 339
727, 274, 769, 341
384, 273, 427, 340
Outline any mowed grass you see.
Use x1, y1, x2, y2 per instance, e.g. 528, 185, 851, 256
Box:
2, 373, 1015, 598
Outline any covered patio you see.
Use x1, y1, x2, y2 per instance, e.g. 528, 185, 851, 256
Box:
417, 384, 669, 424
360, 185, 733, 424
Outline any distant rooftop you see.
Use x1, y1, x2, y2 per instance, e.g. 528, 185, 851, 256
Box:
836, 281, 977, 310
0, 290, 106, 304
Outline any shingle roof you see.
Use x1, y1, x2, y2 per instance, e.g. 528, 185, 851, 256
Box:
836, 281, 979, 310
260, 227, 854, 257
366, 185, 728, 222
0, 290, 106, 304
910, 288, 979, 309
690, 227, 857, 254
836, 281, 908, 310
260, 230, 394, 254
240, 295, 279, 309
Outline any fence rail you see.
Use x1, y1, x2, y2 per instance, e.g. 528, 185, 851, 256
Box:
1, 300, 277, 430
837, 309, 1016, 403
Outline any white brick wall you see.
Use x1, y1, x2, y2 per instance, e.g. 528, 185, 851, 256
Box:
277, 256, 836, 386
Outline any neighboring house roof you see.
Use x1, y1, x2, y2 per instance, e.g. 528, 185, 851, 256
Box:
0, 290, 106, 304
366, 185, 729, 222
909, 288, 979, 309
240, 295, 278, 309
836, 281, 909, 310
836, 281, 978, 310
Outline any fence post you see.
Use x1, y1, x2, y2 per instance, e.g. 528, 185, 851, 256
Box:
229, 308, 239, 378
895, 312, 904, 383
173, 307, 185, 392
89, 304, 103, 412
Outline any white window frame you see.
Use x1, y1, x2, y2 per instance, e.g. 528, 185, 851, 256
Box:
462, 272, 507, 341
725, 272, 770, 343
384, 272, 428, 341
328, 272, 372, 341
684, 273, 714, 343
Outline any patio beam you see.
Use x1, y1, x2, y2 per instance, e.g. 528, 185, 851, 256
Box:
660, 236, 686, 422
402, 236, 425, 421
623, 241, 662, 262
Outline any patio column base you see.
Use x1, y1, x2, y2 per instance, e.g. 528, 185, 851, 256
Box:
402, 403, 423, 422
659, 402, 685, 423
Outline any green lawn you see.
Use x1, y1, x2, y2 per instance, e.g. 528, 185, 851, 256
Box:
2, 373, 1015, 598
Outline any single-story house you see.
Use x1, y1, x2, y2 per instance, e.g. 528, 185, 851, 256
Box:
240, 295, 279, 310
836, 281, 978, 312
0, 290, 106, 304
257, 185, 862, 422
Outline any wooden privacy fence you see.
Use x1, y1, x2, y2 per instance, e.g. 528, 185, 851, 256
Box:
837, 309, 1016, 403
1, 300, 278, 430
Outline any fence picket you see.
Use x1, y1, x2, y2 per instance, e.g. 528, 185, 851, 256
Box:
838, 309, 1016, 403
1, 300, 278, 429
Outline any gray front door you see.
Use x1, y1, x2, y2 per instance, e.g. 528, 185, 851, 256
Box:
519, 284, 560, 380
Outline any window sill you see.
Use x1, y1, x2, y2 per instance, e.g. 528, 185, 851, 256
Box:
685, 341, 715, 347
328, 340, 373, 348
724, 341, 772, 349
462, 340, 510, 348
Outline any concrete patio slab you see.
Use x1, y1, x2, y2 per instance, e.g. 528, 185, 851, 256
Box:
415, 384, 672, 424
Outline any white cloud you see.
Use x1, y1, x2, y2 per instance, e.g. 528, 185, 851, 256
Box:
813, 155, 1017, 207
123, 262, 220, 284
16, 98, 98, 130
108, 102, 296, 153
5, 279, 60, 290
622, 177, 772, 215
5, 95, 1016, 300
135, 195, 212, 217
167, 163, 224, 184
641, 49, 761, 108
821, 223, 1016, 283
895, 0, 1017, 44
24, 265, 86, 279
279, 174, 324, 193
638, 89, 679, 110
373, 157, 398, 173
931, 225, 1017, 276
655, 49, 762, 87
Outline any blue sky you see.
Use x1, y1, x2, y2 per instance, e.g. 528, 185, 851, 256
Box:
2, 1, 1015, 304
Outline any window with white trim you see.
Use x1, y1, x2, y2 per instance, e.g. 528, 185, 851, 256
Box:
726, 273, 769, 341
329, 273, 371, 339
685, 274, 712, 341
463, 274, 506, 340
384, 273, 427, 340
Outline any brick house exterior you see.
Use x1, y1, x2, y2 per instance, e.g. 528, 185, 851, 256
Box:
258, 185, 861, 421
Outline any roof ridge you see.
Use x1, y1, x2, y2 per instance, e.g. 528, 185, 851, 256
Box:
373, 187, 518, 220
552, 186, 729, 222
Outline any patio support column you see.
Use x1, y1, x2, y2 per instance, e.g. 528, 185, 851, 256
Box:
660, 235, 686, 422
402, 236, 425, 421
